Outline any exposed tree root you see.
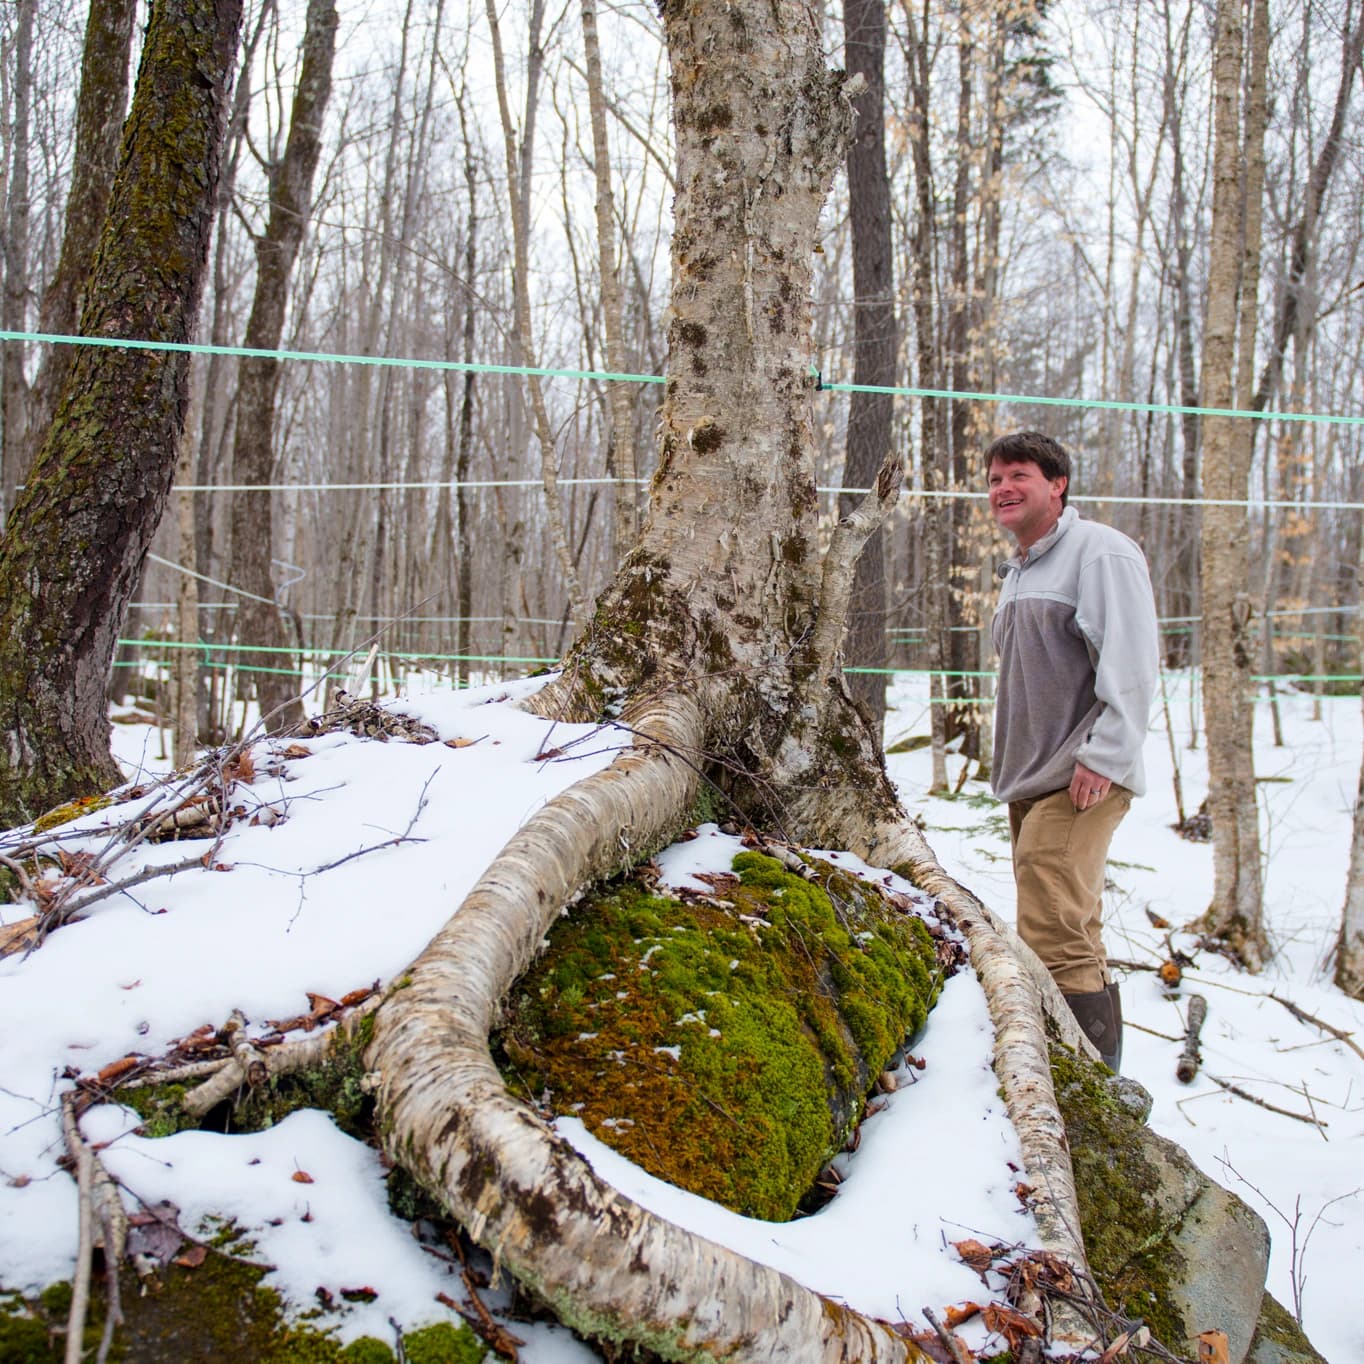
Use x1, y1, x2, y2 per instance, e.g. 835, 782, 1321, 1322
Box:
370, 692, 939, 1361
368, 686, 1102, 1359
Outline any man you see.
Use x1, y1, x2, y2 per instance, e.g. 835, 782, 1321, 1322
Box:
986, 431, 1158, 1071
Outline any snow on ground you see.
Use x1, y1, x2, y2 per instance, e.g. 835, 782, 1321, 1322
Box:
1, 672, 1361, 1360
887, 673, 1364, 1362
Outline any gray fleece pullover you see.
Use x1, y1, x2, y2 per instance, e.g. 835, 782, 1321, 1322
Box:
990, 505, 1159, 804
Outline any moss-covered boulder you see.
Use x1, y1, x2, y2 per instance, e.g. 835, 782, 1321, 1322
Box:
495, 849, 944, 1221
1053, 1040, 1327, 1362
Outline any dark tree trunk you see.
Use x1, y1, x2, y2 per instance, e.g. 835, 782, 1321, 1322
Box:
30, 0, 138, 451
840, 0, 897, 736
0, 0, 244, 826
1, 0, 36, 521
227, 0, 338, 731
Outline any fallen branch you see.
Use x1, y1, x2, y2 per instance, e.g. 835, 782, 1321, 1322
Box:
1176, 995, 1207, 1084
61, 1093, 128, 1364
45, 853, 206, 931
1269, 991, 1364, 1064
1206, 1075, 1328, 1128
181, 994, 383, 1118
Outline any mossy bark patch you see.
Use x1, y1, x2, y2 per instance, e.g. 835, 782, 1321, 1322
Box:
495, 850, 943, 1221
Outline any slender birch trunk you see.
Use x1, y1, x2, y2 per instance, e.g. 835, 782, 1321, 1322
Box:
1195, 0, 1268, 968
580, 0, 639, 561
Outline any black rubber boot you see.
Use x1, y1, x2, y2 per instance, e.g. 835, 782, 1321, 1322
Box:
1064, 985, 1122, 1072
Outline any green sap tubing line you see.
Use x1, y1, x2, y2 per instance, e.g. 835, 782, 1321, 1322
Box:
5, 328, 1363, 426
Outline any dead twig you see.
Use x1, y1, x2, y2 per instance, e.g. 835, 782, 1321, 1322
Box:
921, 1306, 974, 1364
61, 1092, 128, 1364
1206, 1075, 1328, 1128
44, 853, 207, 930
1269, 991, 1364, 1064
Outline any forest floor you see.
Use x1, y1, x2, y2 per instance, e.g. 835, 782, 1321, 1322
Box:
0, 671, 1358, 1361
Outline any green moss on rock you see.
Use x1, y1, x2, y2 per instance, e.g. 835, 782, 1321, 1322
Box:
3, 1254, 485, 1363
1051, 1044, 1187, 1346
495, 850, 941, 1221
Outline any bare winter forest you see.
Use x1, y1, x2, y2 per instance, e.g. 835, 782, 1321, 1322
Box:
3, 0, 1360, 737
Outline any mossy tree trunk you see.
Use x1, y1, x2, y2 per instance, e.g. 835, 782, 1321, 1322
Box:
226, 0, 338, 732
0, 0, 244, 827
370, 0, 1097, 1354
29, 0, 138, 450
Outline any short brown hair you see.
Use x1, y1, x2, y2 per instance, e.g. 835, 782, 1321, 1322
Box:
984, 431, 1071, 507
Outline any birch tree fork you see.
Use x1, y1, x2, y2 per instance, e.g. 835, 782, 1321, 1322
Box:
370, 0, 1095, 1352
0, 0, 243, 827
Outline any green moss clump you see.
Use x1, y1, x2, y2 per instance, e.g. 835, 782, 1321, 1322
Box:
120, 1083, 192, 1138
402, 1321, 487, 1363
0, 1308, 56, 1363
231, 1041, 372, 1139
336, 1337, 396, 1362
496, 850, 941, 1221
1, 1254, 482, 1363
0, 1280, 111, 1362
32, 794, 114, 833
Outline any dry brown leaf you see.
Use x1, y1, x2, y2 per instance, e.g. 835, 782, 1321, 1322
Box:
340, 985, 376, 1007
444, 736, 482, 748
282, 744, 312, 759
1197, 1330, 1230, 1364
982, 1301, 1042, 1339
173, 1244, 208, 1269
942, 1302, 982, 1327
93, 1055, 140, 1086
0, 916, 39, 957
951, 1238, 995, 1272
1159, 960, 1184, 988
306, 992, 341, 1018
291, 1170, 315, 1185
692, 871, 741, 895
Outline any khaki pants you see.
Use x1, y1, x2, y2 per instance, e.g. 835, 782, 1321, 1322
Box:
1008, 786, 1132, 994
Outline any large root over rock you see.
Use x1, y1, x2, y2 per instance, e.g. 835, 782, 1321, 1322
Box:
368, 692, 1096, 1360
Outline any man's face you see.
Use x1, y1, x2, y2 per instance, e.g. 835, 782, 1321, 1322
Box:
987, 456, 1067, 550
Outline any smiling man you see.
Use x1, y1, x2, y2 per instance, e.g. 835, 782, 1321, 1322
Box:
986, 431, 1159, 1071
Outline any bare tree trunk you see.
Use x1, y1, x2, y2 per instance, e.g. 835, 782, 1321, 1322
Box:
29, 0, 137, 452
1162, 1, 1200, 664
1337, 523, 1364, 999
0, 0, 243, 825
580, 0, 639, 562
0, 0, 35, 521
1251, 2, 1364, 416
839, 0, 896, 737
1195, 0, 1268, 968
173, 417, 200, 766
902, 0, 950, 794
369, 1, 1098, 1350
486, 0, 588, 630
226, 0, 338, 731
